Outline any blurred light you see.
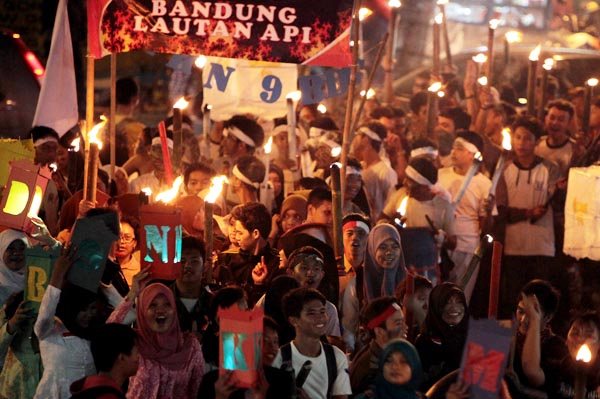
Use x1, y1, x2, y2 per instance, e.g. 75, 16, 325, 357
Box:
529, 45, 541, 61
317, 104, 327, 114
472, 53, 487, 64
359, 8, 373, 21
505, 31, 523, 44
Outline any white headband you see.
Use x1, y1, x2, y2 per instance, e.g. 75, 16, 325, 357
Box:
410, 146, 439, 159
319, 138, 340, 150
454, 137, 478, 154
309, 127, 337, 138
405, 165, 433, 187
151, 136, 174, 150
357, 127, 382, 142
33, 136, 59, 147
225, 126, 256, 147
346, 166, 361, 176
232, 164, 260, 189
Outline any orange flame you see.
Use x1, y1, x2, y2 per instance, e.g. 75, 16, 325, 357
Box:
397, 196, 408, 215
577, 344, 592, 363
501, 128, 512, 151
155, 176, 183, 204
205, 175, 229, 204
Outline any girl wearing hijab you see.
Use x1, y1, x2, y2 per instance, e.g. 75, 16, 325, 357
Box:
364, 223, 407, 301
0, 229, 29, 307
356, 338, 423, 399
34, 246, 99, 399
415, 282, 468, 391
107, 274, 204, 398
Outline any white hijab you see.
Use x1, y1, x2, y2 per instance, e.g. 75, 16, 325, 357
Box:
0, 229, 29, 307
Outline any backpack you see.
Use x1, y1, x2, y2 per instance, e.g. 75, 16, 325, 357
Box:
69, 385, 127, 399
280, 342, 338, 399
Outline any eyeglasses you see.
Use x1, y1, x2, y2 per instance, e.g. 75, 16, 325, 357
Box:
119, 235, 135, 244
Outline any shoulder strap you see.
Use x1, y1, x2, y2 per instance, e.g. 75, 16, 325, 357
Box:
69, 385, 126, 399
323, 343, 338, 399
280, 342, 292, 368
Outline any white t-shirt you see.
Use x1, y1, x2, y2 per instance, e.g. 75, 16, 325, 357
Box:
534, 136, 574, 177
438, 167, 493, 253
362, 160, 398, 222
272, 342, 352, 399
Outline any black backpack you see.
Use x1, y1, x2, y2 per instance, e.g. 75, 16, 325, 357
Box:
280, 342, 338, 399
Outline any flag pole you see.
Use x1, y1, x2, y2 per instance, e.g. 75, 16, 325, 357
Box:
109, 54, 117, 183
84, 53, 94, 200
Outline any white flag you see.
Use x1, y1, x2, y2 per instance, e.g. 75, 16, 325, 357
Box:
33, 0, 78, 137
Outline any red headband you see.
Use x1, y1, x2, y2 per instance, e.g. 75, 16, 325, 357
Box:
365, 303, 401, 330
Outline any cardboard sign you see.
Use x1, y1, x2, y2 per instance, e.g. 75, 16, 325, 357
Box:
24, 245, 60, 313
459, 318, 513, 399
0, 159, 52, 233
0, 139, 34, 187
140, 204, 182, 280
218, 305, 264, 388
68, 212, 119, 292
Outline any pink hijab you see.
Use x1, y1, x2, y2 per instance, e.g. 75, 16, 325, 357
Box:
136, 283, 194, 370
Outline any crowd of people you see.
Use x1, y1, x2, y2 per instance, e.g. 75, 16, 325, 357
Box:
1, 60, 600, 399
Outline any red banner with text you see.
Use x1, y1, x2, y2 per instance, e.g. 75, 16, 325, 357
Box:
87, 0, 353, 67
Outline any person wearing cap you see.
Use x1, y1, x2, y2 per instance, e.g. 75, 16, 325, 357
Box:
339, 213, 371, 353
31, 126, 61, 235
129, 129, 175, 202
349, 296, 407, 397
351, 121, 398, 223
438, 131, 493, 303
495, 115, 562, 319
229, 155, 266, 206
287, 246, 341, 339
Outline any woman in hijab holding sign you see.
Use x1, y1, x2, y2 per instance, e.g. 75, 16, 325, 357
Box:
107, 272, 204, 398
364, 223, 407, 301
415, 282, 468, 392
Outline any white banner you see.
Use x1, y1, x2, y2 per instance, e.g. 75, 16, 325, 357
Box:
564, 166, 600, 260
203, 56, 297, 121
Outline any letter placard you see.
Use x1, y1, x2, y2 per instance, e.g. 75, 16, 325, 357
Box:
218, 305, 264, 388
24, 245, 60, 313
140, 204, 182, 280
459, 318, 513, 399
68, 212, 120, 292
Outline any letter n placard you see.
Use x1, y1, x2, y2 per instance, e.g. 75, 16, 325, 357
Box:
24, 245, 60, 314
140, 204, 182, 280
218, 305, 264, 388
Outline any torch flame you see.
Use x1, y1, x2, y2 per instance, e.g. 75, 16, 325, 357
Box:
173, 97, 189, 110
435, 13, 443, 24
317, 104, 327, 114
475, 152, 483, 162
141, 187, 152, 196
286, 91, 302, 102
543, 58, 554, 71
505, 31, 523, 44
388, 0, 401, 8
428, 82, 443, 92
478, 76, 488, 86
360, 88, 376, 99
205, 175, 229, 204
195, 55, 207, 69
576, 344, 592, 363
331, 146, 342, 157
588, 78, 599, 87
155, 176, 184, 204
489, 19, 500, 30
529, 45, 541, 62
437, 91, 445, 98
472, 53, 487, 64
88, 117, 107, 149
264, 136, 273, 155
501, 128, 512, 151
70, 137, 80, 152
436, 0, 448, 5
397, 196, 408, 216
359, 7, 373, 21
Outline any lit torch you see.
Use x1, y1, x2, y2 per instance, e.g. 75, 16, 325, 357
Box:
538, 58, 555, 120
504, 31, 523, 72
453, 151, 483, 207
472, 53, 487, 80
155, 176, 184, 204
437, 0, 452, 68
488, 128, 511, 202
426, 81, 442, 135
487, 19, 500, 85
574, 344, 592, 399
395, 196, 408, 228
286, 91, 301, 171
173, 96, 189, 170
584, 78, 599, 134
527, 45, 541, 116
260, 136, 273, 209
204, 175, 228, 283
84, 118, 107, 203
